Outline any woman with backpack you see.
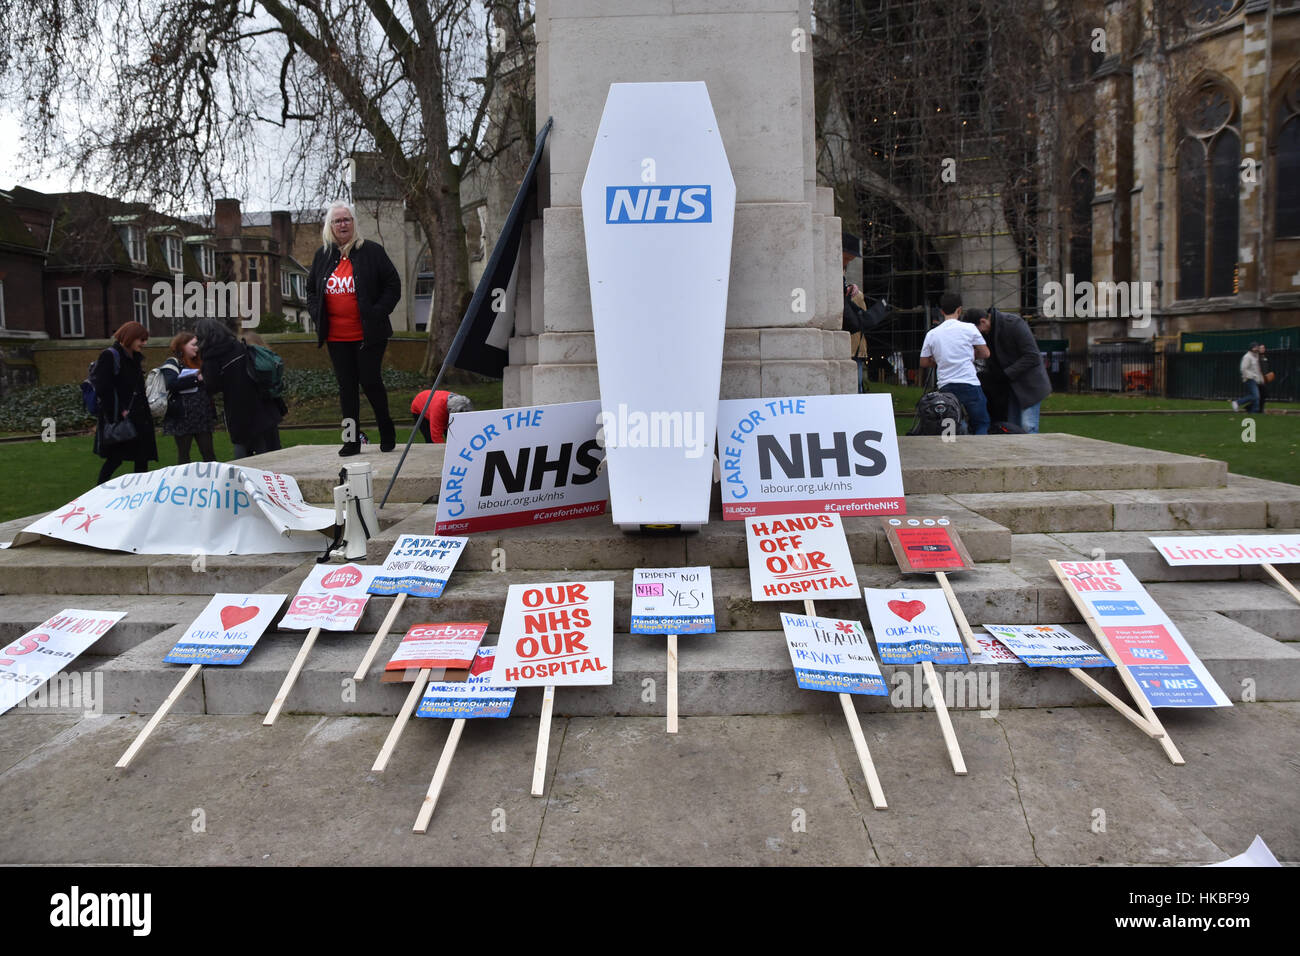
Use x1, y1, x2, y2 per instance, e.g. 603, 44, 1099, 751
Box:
91, 321, 158, 484
159, 331, 217, 464
195, 318, 284, 460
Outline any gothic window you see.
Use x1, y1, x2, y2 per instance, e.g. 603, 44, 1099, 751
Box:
1184, 1, 1241, 29
1276, 75, 1300, 238
1177, 82, 1240, 299
1070, 133, 1095, 285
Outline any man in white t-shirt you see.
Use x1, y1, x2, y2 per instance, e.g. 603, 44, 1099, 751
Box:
919, 293, 991, 434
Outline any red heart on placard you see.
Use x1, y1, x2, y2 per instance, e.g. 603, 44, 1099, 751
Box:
220, 605, 259, 630
321, 566, 362, 589
887, 599, 927, 623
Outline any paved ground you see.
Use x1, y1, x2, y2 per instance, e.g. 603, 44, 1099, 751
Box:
1, 701, 1295, 866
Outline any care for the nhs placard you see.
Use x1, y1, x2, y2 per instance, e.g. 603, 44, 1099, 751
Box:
493, 581, 615, 687
780, 612, 888, 696
280, 563, 380, 631
370, 535, 468, 598
745, 514, 860, 601
630, 567, 716, 634
1, 609, 127, 715
434, 401, 608, 535
163, 593, 286, 666
980, 624, 1112, 669
862, 588, 968, 666
416, 648, 516, 719
717, 394, 904, 519
1057, 560, 1230, 707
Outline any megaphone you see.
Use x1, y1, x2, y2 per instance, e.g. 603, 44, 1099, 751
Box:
320, 462, 378, 563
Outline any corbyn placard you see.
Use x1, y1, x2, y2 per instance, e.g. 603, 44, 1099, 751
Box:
370, 535, 468, 598
745, 513, 860, 601
386, 622, 488, 673
494, 581, 615, 687
163, 594, 286, 666
1, 609, 127, 715
280, 563, 381, 631
780, 612, 888, 696
862, 588, 968, 666
717, 394, 904, 520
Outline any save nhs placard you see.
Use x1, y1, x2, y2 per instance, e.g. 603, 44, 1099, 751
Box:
434, 402, 608, 535
582, 82, 736, 528
717, 395, 905, 520
1055, 560, 1231, 708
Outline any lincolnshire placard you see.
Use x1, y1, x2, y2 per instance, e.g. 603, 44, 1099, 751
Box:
780, 612, 888, 696
280, 563, 381, 631
1149, 533, 1300, 567
630, 567, 716, 634
163, 594, 287, 666
1, 609, 127, 715
370, 535, 469, 598
417, 648, 517, 719
1055, 560, 1231, 708
494, 581, 615, 687
434, 401, 609, 534
862, 588, 968, 666
980, 624, 1113, 669
881, 516, 973, 572
386, 622, 488, 672
717, 394, 904, 519
745, 513, 861, 601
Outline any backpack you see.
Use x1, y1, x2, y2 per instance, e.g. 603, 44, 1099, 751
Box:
80, 348, 120, 416
144, 364, 170, 418
244, 342, 285, 400
989, 420, 1027, 435
907, 390, 970, 436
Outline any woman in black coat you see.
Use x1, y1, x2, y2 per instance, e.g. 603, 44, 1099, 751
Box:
195, 318, 284, 459
92, 320, 158, 485
306, 201, 402, 456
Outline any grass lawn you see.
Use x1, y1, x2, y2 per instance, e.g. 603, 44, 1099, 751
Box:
3, 381, 1296, 525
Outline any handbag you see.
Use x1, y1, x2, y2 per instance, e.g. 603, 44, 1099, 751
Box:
101, 392, 138, 447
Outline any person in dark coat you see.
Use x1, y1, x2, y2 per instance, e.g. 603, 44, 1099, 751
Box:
92, 321, 158, 485
306, 201, 402, 456
195, 318, 284, 459
975, 308, 1052, 433
160, 331, 217, 464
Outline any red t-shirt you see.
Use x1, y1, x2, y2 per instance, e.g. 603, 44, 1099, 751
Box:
325, 257, 363, 342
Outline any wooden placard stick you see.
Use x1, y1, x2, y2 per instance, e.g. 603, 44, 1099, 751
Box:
1067, 667, 1160, 739
353, 592, 408, 681
920, 659, 967, 775
1261, 562, 1300, 606
935, 571, 982, 659
372, 666, 445, 773
412, 718, 466, 833
803, 599, 888, 807
264, 626, 321, 726
116, 664, 203, 769
666, 635, 679, 734
531, 684, 556, 796
1049, 560, 1184, 765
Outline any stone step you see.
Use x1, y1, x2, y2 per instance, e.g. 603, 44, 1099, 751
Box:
64, 607, 1300, 719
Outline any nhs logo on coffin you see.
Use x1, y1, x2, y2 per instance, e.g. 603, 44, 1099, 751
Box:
605, 185, 712, 223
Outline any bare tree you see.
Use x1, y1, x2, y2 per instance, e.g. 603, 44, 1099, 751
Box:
1, 0, 536, 374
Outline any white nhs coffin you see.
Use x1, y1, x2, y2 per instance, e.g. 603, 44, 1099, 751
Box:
581, 82, 736, 529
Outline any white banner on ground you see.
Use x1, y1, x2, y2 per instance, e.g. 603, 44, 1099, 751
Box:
280, 563, 381, 632
861, 588, 968, 666
717, 394, 904, 520
1149, 534, 1300, 566
0, 609, 127, 714
980, 624, 1112, 669
163, 594, 286, 666
494, 581, 615, 687
745, 514, 860, 601
416, 648, 517, 719
780, 612, 888, 697
630, 567, 716, 635
370, 535, 469, 598
13, 463, 334, 555
1056, 559, 1231, 708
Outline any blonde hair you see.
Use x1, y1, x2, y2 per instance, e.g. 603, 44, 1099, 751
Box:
322, 201, 365, 254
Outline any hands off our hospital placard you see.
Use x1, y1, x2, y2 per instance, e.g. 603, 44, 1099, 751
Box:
744, 513, 860, 601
